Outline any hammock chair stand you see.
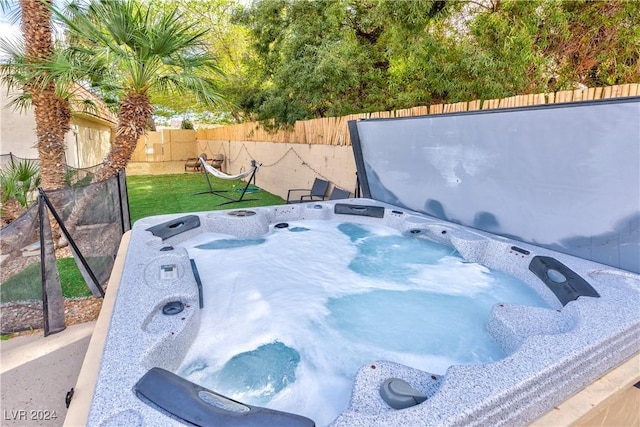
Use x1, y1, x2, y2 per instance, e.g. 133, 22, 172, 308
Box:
195, 159, 259, 206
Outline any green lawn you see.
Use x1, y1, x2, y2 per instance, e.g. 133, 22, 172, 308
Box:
1, 173, 285, 303
0, 258, 91, 303
127, 173, 285, 225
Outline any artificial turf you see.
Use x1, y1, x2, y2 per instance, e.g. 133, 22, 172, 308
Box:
1, 173, 285, 303
126, 172, 285, 225
0, 258, 92, 303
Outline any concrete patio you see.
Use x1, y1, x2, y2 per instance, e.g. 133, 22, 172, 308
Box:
0, 322, 95, 427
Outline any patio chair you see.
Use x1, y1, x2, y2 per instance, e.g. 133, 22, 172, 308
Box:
210, 153, 224, 171
328, 187, 351, 200
287, 178, 329, 203
185, 153, 209, 172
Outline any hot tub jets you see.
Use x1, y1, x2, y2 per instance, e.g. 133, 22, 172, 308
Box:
162, 301, 185, 315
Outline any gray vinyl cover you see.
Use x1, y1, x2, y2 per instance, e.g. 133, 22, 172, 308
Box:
350, 97, 640, 274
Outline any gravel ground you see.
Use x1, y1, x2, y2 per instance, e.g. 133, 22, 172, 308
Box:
2, 247, 105, 337
3, 297, 103, 338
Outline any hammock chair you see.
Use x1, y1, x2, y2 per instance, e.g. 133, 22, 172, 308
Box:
196, 157, 259, 205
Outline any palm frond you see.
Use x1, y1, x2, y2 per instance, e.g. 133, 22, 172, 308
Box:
4, 91, 32, 114
75, 97, 99, 116
0, 34, 25, 70
157, 73, 224, 107
0, 158, 40, 207
0, 37, 31, 112
0, 0, 21, 24
51, 0, 226, 102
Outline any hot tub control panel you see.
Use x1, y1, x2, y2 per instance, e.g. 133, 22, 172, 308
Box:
159, 264, 178, 280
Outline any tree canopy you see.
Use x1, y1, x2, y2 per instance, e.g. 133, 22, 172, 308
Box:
220, 0, 639, 126
0, 0, 71, 191
5, 0, 637, 129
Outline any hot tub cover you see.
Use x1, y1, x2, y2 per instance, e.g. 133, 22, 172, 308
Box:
349, 97, 640, 274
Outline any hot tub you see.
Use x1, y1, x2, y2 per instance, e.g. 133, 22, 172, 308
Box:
81, 199, 639, 426
74, 97, 640, 426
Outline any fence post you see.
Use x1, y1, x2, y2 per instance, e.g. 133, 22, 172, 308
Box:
38, 194, 66, 336
117, 170, 132, 234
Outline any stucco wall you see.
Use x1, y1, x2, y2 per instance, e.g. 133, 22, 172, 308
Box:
0, 82, 114, 167
0, 86, 38, 158
198, 139, 357, 200
67, 116, 113, 168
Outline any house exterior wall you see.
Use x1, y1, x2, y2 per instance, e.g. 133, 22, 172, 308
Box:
0, 85, 38, 158
0, 82, 115, 167
67, 116, 113, 168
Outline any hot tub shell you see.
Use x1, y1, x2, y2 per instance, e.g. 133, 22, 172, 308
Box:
83, 200, 639, 426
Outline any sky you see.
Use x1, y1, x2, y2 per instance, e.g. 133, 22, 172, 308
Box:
0, 0, 73, 42
0, 17, 21, 40
0, 17, 20, 61
0, 3, 22, 57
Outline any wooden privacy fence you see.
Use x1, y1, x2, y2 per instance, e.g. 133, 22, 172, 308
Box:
131, 129, 197, 162
197, 83, 639, 146
128, 84, 639, 163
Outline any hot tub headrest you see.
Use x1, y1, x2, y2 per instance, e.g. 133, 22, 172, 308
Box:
146, 215, 201, 241
134, 367, 316, 426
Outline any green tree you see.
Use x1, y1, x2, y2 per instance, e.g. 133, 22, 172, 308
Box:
0, 159, 40, 224
374, 0, 639, 104
233, 0, 451, 125
233, 0, 638, 125
33, 0, 226, 240
385, 1, 552, 104
548, 0, 639, 88
128, 0, 245, 123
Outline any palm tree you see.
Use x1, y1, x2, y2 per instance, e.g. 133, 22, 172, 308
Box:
57, 0, 224, 182
1, 0, 71, 191
38, 0, 224, 239
0, 158, 40, 224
